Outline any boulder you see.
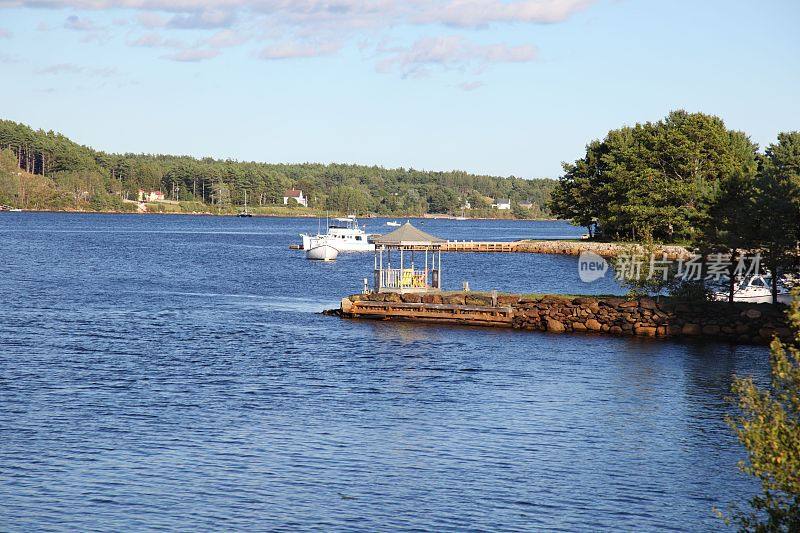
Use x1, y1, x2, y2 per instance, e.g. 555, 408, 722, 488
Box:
443, 294, 465, 305
702, 325, 721, 335
546, 318, 565, 333
682, 323, 701, 336
497, 294, 519, 305
465, 294, 493, 306
639, 298, 657, 310
572, 321, 587, 331
634, 325, 657, 337
744, 309, 762, 319
586, 318, 602, 331
401, 293, 422, 303
422, 293, 443, 304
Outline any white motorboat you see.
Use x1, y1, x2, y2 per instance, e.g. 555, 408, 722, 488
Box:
712, 275, 792, 304
300, 216, 375, 252
386, 221, 401, 227
305, 237, 339, 261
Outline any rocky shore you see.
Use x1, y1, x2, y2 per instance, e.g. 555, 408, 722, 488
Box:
336, 292, 791, 345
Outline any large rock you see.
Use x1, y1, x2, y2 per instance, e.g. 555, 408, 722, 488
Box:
443, 294, 466, 305
422, 293, 443, 304
546, 318, 565, 333
401, 293, 422, 303
586, 318, 602, 331
498, 294, 520, 305
744, 308, 762, 319
634, 325, 657, 337
465, 294, 493, 306
682, 323, 701, 336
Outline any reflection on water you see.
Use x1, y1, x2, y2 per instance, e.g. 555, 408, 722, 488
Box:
0, 213, 768, 531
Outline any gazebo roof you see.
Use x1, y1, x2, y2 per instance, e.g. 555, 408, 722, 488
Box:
374, 222, 445, 246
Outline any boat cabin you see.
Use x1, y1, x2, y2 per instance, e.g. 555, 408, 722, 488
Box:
372, 222, 445, 293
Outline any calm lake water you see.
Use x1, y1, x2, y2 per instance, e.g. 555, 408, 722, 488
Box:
0, 213, 768, 531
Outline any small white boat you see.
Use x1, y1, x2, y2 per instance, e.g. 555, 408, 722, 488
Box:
305, 237, 339, 261
712, 275, 792, 304
386, 221, 401, 227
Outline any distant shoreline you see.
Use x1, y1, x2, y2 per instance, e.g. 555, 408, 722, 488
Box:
1, 207, 558, 222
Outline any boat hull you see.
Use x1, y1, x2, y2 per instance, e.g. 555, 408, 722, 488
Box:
306, 244, 339, 261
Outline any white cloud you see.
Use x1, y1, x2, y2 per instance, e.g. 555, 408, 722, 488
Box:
259, 40, 341, 60
36, 62, 119, 76
2, 0, 594, 80
377, 36, 537, 78
162, 47, 219, 61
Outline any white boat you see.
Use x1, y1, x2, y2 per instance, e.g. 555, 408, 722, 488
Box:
386, 221, 401, 227
300, 216, 375, 252
305, 237, 339, 261
712, 275, 792, 304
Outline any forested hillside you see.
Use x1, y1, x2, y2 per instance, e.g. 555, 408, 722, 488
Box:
0, 119, 555, 217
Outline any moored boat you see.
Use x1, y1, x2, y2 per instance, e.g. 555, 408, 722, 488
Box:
305, 238, 339, 261
300, 216, 375, 252
712, 275, 792, 304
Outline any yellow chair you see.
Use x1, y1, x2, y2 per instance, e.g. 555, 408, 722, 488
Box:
400, 269, 414, 287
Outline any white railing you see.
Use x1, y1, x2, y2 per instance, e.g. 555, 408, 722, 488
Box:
379, 268, 429, 289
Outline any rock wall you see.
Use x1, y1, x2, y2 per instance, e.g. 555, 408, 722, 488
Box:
513, 241, 690, 260
344, 292, 791, 345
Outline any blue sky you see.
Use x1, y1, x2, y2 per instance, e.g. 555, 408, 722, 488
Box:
0, 0, 798, 178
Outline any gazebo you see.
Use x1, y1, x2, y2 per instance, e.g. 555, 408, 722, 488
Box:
372, 222, 446, 293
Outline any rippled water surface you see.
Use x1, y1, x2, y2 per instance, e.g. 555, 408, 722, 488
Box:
0, 213, 768, 531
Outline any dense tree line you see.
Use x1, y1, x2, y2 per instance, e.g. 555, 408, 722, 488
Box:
0, 119, 556, 217
550, 110, 800, 302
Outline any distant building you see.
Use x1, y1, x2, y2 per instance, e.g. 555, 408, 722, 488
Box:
492, 198, 512, 210
461, 200, 471, 210
519, 200, 534, 209
138, 189, 165, 202
283, 189, 308, 207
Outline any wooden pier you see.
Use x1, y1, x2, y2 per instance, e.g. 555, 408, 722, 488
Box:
341, 298, 513, 326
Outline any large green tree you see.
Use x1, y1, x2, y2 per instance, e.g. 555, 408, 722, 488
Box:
752, 133, 800, 303
550, 110, 759, 241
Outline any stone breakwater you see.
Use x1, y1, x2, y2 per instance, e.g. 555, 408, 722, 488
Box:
436, 240, 691, 259
335, 292, 791, 345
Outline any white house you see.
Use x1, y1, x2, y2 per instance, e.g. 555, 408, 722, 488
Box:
492, 198, 512, 210
519, 200, 534, 209
283, 189, 308, 207
138, 189, 165, 202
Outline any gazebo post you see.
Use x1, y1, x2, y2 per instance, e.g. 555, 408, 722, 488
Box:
425, 248, 428, 287
437, 249, 442, 289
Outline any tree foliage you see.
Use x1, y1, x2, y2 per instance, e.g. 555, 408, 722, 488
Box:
725, 291, 800, 531
550, 110, 759, 241
0, 118, 557, 216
